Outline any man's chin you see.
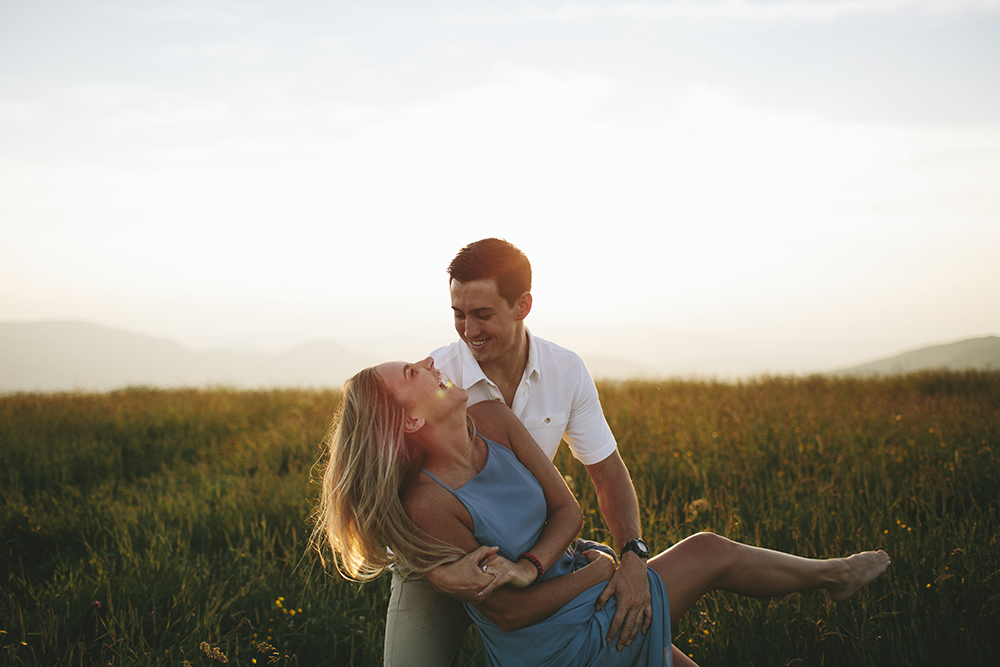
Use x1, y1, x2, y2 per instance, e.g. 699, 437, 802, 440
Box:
465, 340, 490, 360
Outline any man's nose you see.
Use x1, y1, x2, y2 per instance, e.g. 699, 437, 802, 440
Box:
463, 319, 480, 340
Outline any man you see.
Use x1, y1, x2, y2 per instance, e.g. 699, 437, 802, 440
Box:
384, 238, 653, 667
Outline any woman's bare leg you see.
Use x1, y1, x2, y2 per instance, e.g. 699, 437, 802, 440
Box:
648, 532, 890, 625
671, 644, 700, 667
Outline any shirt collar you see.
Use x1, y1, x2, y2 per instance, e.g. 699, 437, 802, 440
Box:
456, 338, 490, 390
524, 328, 540, 382
455, 327, 540, 390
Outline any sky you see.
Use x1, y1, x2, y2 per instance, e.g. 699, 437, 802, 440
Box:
2, 0, 999, 378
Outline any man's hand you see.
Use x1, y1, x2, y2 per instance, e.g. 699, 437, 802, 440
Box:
423, 545, 500, 604
594, 551, 653, 650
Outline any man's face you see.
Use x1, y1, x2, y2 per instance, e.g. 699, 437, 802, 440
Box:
450, 278, 527, 366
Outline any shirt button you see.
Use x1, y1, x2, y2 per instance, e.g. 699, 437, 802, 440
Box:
495, 398, 503, 402
544, 417, 551, 423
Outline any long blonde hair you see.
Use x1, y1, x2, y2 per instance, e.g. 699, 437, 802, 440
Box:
311, 366, 467, 581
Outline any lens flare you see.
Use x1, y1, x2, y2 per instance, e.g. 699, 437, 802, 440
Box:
435, 370, 455, 398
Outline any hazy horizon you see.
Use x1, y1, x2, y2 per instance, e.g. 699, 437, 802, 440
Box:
3, 1, 998, 373
4, 318, 997, 385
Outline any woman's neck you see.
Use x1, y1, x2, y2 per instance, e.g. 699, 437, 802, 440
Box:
415, 412, 480, 479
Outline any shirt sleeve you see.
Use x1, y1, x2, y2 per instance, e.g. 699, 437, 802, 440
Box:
562, 358, 618, 466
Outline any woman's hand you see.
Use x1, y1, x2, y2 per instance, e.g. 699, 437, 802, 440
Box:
424, 545, 500, 603
583, 548, 617, 581
481, 554, 539, 593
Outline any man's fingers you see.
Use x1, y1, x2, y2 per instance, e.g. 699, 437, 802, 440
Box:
605, 605, 626, 644
611, 602, 655, 648
616, 610, 641, 649
594, 581, 614, 611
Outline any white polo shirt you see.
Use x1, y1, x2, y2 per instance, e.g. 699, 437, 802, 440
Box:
430, 330, 617, 466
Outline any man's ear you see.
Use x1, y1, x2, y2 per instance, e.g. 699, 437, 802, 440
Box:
516, 291, 532, 321
403, 414, 425, 434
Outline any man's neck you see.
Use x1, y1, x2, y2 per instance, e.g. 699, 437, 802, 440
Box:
478, 329, 529, 407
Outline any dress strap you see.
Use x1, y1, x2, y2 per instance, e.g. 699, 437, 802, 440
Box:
419, 468, 459, 497
420, 433, 492, 496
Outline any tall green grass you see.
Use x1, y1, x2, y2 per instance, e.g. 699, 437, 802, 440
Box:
1, 372, 998, 665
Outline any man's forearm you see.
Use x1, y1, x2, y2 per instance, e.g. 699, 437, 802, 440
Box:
585, 450, 653, 648
585, 450, 642, 547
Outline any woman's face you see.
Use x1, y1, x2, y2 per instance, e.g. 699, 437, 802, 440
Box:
375, 357, 466, 426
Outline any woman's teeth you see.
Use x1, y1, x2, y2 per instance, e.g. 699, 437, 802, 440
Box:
438, 371, 455, 390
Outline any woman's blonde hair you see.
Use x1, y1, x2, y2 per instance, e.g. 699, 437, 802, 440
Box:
311, 366, 466, 581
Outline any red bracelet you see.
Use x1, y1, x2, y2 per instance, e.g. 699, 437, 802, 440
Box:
519, 552, 544, 579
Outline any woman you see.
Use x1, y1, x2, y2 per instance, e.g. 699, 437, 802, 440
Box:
312, 358, 890, 667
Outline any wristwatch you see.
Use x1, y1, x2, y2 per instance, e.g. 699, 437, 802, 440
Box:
621, 538, 650, 560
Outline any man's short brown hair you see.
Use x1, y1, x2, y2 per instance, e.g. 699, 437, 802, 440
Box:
447, 238, 531, 306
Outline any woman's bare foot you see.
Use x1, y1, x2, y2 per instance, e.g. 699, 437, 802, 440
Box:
828, 550, 891, 602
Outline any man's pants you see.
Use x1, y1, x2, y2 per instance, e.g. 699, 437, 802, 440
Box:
383, 573, 472, 667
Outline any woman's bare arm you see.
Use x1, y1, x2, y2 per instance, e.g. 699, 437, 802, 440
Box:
468, 401, 585, 578
405, 402, 610, 630
405, 476, 612, 630
478, 550, 615, 631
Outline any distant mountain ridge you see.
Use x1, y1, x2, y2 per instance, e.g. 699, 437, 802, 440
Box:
832, 335, 1000, 376
0, 321, 378, 393
2, 322, 998, 393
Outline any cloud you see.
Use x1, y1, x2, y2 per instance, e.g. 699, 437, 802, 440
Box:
162, 41, 275, 64
121, 0, 265, 25
488, 0, 1000, 24
62, 83, 232, 131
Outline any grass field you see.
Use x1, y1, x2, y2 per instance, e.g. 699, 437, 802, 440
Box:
1, 372, 998, 666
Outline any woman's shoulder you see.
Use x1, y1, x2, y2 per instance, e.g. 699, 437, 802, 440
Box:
468, 400, 515, 446
402, 471, 476, 542
402, 474, 456, 526
468, 398, 509, 419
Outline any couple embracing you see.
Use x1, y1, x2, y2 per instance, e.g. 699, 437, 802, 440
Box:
312, 238, 890, 667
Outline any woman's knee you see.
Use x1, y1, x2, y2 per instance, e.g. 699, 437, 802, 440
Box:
678, 531, 727, 553
676, 532, 737, 575
650, 532, 739, 622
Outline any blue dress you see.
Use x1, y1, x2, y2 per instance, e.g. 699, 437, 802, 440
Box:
421, 436, 672, 667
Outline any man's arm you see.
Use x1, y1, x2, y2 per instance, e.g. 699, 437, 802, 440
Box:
584, 450, 653, 650
558, 350, 653, 650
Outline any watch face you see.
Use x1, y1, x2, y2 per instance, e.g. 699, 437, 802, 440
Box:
626, 539, 649, 558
